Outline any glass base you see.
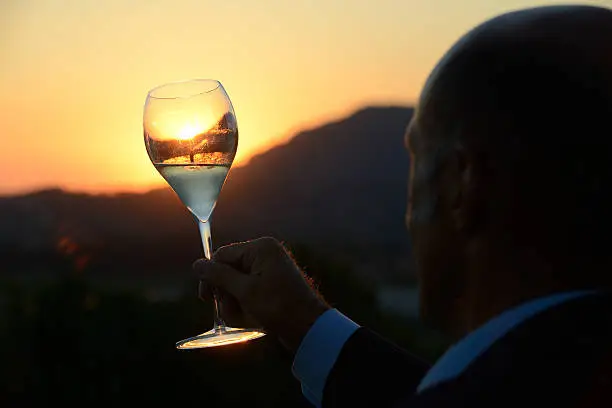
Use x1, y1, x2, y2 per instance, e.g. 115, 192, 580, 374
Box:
176, 326, 266, 350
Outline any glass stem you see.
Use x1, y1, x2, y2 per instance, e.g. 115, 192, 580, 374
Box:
198, 220, 226, 332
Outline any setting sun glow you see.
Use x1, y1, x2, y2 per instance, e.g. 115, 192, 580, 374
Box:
148, 112, 216, 142
1, 0, 601, 194
177, 124, 203, 141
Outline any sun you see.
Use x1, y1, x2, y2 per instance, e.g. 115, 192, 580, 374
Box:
177, 123, 203, 140
148, 111, 218, 141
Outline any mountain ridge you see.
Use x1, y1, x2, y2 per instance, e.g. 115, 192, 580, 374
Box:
0, 106, 415, 265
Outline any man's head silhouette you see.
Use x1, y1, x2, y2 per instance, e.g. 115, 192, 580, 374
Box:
406, 5, 612, 338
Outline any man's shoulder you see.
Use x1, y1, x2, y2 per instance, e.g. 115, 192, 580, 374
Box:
402, 292, 612, 407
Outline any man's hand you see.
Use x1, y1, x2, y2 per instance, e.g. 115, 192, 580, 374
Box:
194, 237, 330, 351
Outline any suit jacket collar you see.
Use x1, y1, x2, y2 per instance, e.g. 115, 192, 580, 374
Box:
404, 291, 612, 407
417, 290, 597, 393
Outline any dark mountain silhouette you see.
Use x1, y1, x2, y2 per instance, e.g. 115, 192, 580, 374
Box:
214, 106, 414, 252
0, 106, 414, 268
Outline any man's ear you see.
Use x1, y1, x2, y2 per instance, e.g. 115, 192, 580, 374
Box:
450, 144, 481, 234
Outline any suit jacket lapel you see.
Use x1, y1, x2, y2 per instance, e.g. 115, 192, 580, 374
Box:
401, 292, 612, 408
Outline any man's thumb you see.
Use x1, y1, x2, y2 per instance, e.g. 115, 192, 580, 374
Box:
193, 259, 250, 299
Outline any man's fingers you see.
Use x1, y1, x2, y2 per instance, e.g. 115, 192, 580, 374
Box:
211, 241, 250, 269
213, 237, 284, 270
193, 259, 250, 299
198, 281, 215, 301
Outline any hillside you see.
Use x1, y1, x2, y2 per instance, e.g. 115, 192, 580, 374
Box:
214, 106, 414, 253
0, 107, 415, 278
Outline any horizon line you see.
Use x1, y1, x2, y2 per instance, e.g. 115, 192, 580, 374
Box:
0, 103, 415, 198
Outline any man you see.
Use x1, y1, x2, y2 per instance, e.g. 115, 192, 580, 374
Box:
195, 5, 612, 407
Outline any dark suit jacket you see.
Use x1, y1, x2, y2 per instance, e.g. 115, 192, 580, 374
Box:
323, 292, 612, 407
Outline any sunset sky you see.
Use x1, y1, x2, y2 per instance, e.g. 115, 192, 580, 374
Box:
1, 0, 608, 194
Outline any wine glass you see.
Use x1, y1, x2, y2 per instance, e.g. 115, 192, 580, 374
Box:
143, 79, 266, 349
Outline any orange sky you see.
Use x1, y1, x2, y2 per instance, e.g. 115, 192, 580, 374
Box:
1, 0, 607, 194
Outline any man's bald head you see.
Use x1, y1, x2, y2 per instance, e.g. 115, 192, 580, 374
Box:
408, 5, 612, 335
419, 5, 612, 149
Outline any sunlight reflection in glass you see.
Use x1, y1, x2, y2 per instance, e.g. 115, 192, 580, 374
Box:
176, 327, 266, 349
